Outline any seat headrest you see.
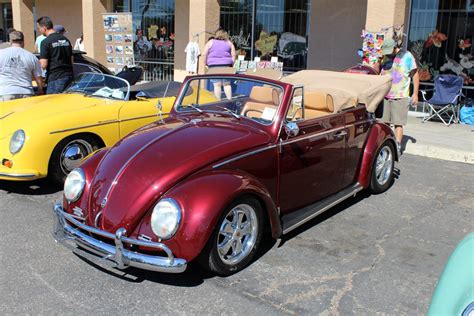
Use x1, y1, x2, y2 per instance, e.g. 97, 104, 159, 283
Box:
304, 92, 334, 112
249, 86, 279, 105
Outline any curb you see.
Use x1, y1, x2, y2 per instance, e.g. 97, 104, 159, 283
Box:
403, 145, 474, 164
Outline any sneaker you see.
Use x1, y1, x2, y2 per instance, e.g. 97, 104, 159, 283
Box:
397, 142, 402, 157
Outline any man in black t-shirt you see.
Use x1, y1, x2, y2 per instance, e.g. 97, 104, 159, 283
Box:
37, 16, 73, 94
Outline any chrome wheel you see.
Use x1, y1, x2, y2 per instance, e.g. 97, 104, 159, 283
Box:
375, 146, 393, 186
59, 139, 93, 175
217, 203, 258, 265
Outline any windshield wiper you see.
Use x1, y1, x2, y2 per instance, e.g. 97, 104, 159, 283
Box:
187, 104, 203, 113
215, 106, 240, 119
64, 89, 85, 95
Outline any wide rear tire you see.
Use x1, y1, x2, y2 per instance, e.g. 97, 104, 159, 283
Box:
199, 196, 264, 276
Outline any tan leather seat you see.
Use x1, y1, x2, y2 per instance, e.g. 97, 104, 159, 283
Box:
304, 92, 335, 119
242, 86, 280, 119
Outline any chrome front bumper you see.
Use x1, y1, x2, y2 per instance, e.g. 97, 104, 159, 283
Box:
53, 203, 187, 273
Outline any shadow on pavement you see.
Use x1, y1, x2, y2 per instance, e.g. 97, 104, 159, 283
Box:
0, 179, 62, 195
74, 234, 276, 286
279, 168, 400, 247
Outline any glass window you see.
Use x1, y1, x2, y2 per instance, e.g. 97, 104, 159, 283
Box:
408, 0, 473, 87
112, 0, 130, 12
113, 0, 175, 81
221, 0, 311, 72
221, 0, 253, 58
1, 3, 13, 42
176, 76, 283, 125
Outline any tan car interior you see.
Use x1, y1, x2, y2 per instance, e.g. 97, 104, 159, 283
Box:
241, 86, 280, 119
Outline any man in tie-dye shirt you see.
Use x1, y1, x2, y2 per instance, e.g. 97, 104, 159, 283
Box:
380, 38, 419, 155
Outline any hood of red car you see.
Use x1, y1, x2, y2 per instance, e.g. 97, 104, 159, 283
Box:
86, 116, 271, 233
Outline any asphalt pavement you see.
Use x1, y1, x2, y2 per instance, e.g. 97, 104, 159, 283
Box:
1, 154, 473, 315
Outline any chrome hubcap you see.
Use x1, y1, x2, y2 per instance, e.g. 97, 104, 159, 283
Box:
217, 204, 258, 265
60, 139, 93, 174
375, 146, 393, 186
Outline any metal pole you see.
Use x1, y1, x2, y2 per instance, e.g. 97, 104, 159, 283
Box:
250, 0, 256, 60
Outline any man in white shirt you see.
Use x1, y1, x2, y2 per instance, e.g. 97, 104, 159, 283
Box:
35, 34, 46, 53
0, 31, 44, 101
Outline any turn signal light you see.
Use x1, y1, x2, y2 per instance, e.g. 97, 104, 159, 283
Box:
2, 159, 13, 168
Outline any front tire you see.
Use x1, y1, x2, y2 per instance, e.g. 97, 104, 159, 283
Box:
48, 135, 100, 185
370, 141, 395, 194
199, 196, 264, 276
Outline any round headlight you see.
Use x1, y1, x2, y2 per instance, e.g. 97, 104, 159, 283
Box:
151, 198, 181, 240
64, 168, 86, 202
9, 130, 25, 154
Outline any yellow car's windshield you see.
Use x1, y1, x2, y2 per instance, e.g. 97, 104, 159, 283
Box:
64, 73, 130, 100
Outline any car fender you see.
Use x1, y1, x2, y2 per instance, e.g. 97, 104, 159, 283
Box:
136, 169, 281, 262
357, 122, 398, 188
62, 147, 109, 210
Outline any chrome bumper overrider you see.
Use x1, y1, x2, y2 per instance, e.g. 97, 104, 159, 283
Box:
53, 203, 187, 273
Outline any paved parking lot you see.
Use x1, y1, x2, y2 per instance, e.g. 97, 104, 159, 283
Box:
1, 154, 472, 315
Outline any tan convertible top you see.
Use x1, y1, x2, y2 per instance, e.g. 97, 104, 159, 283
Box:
281, 70, 392, 113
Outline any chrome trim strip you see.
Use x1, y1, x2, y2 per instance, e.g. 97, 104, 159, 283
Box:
119, 113, 170, 123
49, 113, 172, 134
282, 184, 364, 234
212, 144, 277, 169
103, 122, 192, 202
0, 112, 14, 120
281, 126, 346, 146
0, 172, 37, 178
53, 203, 187, 273
50, 120, 119, 134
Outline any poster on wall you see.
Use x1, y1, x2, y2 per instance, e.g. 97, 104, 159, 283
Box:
102, 13, 135, 74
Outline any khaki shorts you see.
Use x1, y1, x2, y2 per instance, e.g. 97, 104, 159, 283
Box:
382, 98, 410, 126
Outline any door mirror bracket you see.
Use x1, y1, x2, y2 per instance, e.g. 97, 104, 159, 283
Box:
284, 121, 299, 138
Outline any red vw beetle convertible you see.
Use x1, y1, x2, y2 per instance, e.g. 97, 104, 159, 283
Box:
53, 70, 396, 276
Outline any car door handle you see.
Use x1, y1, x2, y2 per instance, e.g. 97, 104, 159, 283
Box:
334, 130, 347, 140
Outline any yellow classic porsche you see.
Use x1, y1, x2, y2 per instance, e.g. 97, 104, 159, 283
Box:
0, 73, 216, 183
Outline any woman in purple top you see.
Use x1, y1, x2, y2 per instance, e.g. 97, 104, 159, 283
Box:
202, 29, 236, 100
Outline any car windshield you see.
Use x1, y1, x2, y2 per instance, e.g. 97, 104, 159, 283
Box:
64, 73, 129, 100
175, 76, 284, 125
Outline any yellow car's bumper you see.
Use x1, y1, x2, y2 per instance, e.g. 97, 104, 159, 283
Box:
0, 165, 41, 181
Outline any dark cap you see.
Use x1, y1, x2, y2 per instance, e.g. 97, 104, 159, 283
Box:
9, 31, 24, 42
53, 25, 66, 33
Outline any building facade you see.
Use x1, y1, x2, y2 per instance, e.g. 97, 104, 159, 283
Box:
6, 0, 473, 85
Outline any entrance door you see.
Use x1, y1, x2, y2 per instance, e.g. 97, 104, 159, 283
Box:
278, 114, 346, 214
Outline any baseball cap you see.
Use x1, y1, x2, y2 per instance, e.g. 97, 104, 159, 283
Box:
53, 25, 66, 33
381, 38, 396, 55
9, 31, 24, 41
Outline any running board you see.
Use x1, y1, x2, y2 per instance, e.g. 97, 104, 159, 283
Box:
281, 183, 364, 234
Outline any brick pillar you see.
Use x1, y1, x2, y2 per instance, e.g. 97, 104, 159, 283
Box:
11, 0, 35, 52
82, 0, 109, 65
174, 0, 220, 81
366, 0, 408, 39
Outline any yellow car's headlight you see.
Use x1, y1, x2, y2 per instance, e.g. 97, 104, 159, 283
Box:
10, 130, 25, 154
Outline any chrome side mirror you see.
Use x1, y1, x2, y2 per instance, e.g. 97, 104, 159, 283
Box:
284, 121, 299, 137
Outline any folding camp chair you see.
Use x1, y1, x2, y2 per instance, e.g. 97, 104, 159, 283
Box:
421, 75, 464, 126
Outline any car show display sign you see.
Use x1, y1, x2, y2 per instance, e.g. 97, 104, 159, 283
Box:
234, 59, 284, 73
103, 13, 135, 74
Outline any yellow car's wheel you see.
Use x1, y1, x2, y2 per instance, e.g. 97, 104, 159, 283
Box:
49, 134, 102, 185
